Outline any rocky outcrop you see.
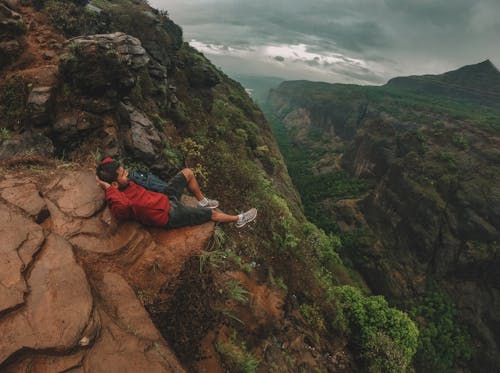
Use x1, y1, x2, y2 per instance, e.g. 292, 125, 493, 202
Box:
0, 0, 25, 68
27, 86, 54, 126
0, 132, 54, 160
61, 32, 149, 95
119, 102, 163, 162
0, 168, 214, 371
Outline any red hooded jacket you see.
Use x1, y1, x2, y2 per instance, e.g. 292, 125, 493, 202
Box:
105, 181, 170, 227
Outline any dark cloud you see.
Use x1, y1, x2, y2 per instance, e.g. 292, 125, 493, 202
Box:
149, 0, 500, 84
274, 56, 285, 62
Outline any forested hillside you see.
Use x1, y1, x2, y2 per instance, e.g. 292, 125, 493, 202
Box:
267, 61, 500, 372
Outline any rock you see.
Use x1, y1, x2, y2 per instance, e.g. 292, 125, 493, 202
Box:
4, 350, 86, 373
3, 0, 21, 11
148, 58, 168, 82
42, 50, 56, 60
83, 272, 185, 372
53, 110, 103, 142
0, 234, 93, 364
0, 182, 48, 222
0, 132, 54, 160
45, 171, 105, 218
27, 86, 54, 126
0, 39, 22, 67
188, 59, 220, 88
120, 102, 162, 162
0, 2, 25, 41
0, 201, 44, 313
61, 32, 150, 95
72, 196, 214, 298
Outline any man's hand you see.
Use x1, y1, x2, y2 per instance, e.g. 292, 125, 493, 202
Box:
96, 176, 111, 190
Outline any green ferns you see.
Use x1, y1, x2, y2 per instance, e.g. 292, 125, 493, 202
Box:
334, 286, 419, 373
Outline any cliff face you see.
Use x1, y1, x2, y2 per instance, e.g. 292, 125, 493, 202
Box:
0, 0, 367, 371
267, 62, 500, 371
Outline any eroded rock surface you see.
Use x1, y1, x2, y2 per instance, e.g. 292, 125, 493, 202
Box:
0, 168, 213, 371
0, 233, 93, 363
0, 201, 44, 313
83, 273, 186, 373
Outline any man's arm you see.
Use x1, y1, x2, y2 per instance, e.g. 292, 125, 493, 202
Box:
105, 187, 133, 220
96, 176, 132, 220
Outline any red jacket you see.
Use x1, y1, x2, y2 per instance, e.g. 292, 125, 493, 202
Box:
105, 182, 170, 227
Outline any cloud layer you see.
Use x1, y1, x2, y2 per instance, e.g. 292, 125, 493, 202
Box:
149, 0, 500, 84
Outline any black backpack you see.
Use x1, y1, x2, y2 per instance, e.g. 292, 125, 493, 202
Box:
129, 170, 168, 194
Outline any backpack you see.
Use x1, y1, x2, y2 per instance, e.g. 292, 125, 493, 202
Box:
129, 170, 168, 194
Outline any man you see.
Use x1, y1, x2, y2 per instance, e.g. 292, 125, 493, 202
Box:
95, 157, 257, 229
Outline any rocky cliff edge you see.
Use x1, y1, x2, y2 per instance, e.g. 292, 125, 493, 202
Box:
0, 164, 215, 372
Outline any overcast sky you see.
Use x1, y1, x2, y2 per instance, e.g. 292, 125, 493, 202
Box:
149, 0, 500, 85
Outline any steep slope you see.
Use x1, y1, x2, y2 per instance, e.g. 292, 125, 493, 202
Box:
267, 62, 500, 372
0, 0, 422, 372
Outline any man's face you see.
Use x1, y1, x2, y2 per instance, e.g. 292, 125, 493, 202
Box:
115, 166, 129, 188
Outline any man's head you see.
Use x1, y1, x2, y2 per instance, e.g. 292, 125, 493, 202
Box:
96, 157, 129, 188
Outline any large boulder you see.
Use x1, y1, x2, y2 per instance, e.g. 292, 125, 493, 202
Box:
0, 200, 44, 313
82, 272, 186, 372
0, 180, 48, 222
27, 86, 54, 126
60, 32, 150, 96
119, 102, 162, 162
0, 168, 215, 371
0, 131, 54, 160
0, 233, 94, 364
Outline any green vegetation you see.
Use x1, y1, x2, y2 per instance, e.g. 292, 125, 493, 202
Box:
224, 280, 249, 304
0, 128, 12, 140
260, 74, 497, 371
0, 76, 28, 130
266, 106, 370, 232
44, 0, 108, 36
410, 291, 473, 372
300, 303, 326, 331
334, 286, 419, 373
217, 332, 260, 373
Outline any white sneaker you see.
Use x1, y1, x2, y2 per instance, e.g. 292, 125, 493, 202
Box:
235, 208, 257, 228
198, 198, 219, 209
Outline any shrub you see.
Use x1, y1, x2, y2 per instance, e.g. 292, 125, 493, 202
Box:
44, 0, 109, 37
334, 286, 419, 372
0, 128, 12, 140
300, 303, 326, 331
410, 292, 473, 372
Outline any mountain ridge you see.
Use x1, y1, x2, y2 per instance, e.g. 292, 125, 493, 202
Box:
385, 59, 500, 108
266, 60, 500, 372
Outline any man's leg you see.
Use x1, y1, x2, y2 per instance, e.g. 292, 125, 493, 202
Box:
211, 210, 238, 223
212, 208, 258, 228
180, 168, 204, 201
180, 168, 219, 209
166, 203, 257, 229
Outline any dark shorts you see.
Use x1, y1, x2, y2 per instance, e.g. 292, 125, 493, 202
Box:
164, 172, 212, 229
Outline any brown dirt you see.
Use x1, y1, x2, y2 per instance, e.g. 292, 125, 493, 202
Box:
4, 5, 65, 85
150, 255, 220, 370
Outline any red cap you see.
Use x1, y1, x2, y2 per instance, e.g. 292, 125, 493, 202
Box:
101, 157, 114, 164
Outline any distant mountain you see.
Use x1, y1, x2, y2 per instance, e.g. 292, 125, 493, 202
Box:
231, 74, 285, 104
266, 61, 500, 372
386, 60, 500, 108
